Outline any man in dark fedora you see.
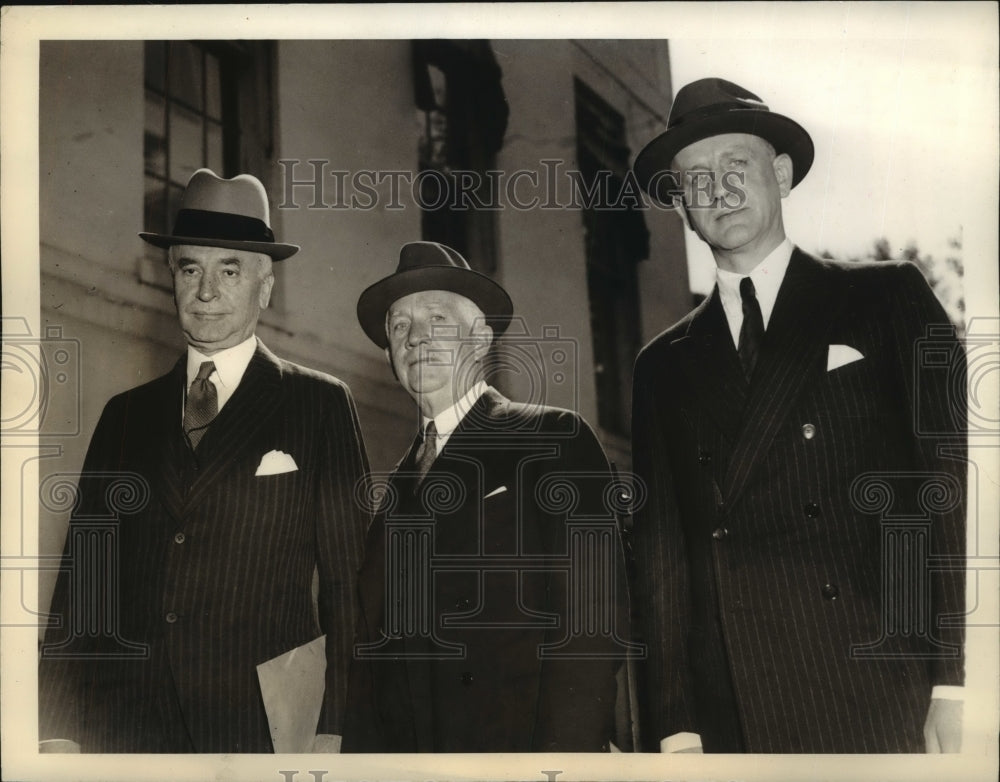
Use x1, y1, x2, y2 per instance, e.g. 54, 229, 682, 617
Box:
630, 78, 966, 753
38, 169, 370, 753
342, 241, 632, 752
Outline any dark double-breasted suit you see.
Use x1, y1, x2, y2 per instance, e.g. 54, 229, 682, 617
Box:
343, 388, 631, 752
631, 250, 966, 752
39, 341, 370, 752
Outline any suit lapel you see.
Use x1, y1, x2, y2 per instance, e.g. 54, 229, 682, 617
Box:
672, 289, 747, 441
398, 389, 504, 749
185, 341, 284, 508
145, 357, 189, 522
423, 389, 506, 547
722, 250, 844, 504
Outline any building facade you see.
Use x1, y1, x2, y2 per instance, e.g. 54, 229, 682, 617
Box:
37, 39, 690, 651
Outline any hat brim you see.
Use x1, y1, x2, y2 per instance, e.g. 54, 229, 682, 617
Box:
357, 265, 514, 349
139, 232, 300, 261
634, 109, 814, 205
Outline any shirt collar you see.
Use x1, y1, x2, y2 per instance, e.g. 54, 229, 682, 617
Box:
716, 238, 794, 330
186, 334, 258, 391
422, 380, 490, 439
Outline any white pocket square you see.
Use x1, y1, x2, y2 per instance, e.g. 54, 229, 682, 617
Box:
484, 485, 508, 499
255, 449, 298, 476
827, 344, 865, 371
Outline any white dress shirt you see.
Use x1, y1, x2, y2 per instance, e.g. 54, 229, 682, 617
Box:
420, 380, 489, 454
183, 334, 257, 417
715, 238, 793, 347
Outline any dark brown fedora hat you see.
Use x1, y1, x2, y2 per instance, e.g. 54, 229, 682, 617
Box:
357, 242, 514, 349
634, 77, 814, 205
139, 168, 299, 260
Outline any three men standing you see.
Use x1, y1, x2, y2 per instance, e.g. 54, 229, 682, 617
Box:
39, 79, 969, 757
630, 78, 966, 753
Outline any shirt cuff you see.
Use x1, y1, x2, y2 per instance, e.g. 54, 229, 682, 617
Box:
931, 685, 965, 701
661, 732, 702, 753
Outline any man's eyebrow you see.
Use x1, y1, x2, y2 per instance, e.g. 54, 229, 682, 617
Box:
682, 146, 750, 170
175, 256, 244, 265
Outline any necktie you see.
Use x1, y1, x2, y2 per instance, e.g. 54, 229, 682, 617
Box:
184, 361, 218, 450
738, 277, 765, 380
414, 420, 438, 482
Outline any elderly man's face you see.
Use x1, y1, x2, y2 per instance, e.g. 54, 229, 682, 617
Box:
673, 133, 791, 265
171, 245, 274, 355
385, 290, 491, 411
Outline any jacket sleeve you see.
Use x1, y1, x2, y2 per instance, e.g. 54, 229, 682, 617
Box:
630, 348, 700, 749
888, 263, 967, 687
314, 381, 373, 736
530, 413, 629, 751
38, 394, 128, 745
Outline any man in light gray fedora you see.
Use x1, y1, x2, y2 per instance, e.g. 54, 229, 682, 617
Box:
39, 169, 370, 753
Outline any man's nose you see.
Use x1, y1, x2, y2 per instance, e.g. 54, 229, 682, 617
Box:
197, 273, 219, 301
711, 167, 729, 200
406, 319, 430, 347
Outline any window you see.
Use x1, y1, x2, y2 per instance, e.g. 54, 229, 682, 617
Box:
574, 79, 649, 436
412, 40, 508, 273
141, 41, 275, 290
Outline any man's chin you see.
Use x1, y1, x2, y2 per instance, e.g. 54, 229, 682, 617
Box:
183, 331, 242, 354
404, 371, 449, 396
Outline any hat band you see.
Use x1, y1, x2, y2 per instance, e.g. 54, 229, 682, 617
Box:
171, 209, 275, 244
669, 99, 770, 130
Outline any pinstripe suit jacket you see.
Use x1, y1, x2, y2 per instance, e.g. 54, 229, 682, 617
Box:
39, 340, 370, 752
631, 250, 966, 752
342, 388, 629, 752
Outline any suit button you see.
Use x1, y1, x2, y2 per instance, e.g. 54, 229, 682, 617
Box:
461, 671, 474, 686
821, 584, 839, 600
454, 598, 471, 610
698, 451, 712, 466
174, 532, 186, 544
165, 612, 178, 623
712, 527, 728, 540
801, 423, 817, 440
804, 503, 820, 519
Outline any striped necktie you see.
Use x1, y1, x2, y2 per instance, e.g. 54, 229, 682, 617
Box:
414, 420, 438, 482
184, 361, 218, 450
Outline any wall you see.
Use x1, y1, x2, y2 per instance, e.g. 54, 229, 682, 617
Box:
34, 38, 688, 620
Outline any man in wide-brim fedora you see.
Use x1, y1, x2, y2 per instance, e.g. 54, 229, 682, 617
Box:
38, 168, 371, 753
630, 77, 966, 753
343, 241, 633, 752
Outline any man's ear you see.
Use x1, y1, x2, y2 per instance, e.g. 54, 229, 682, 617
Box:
773, 153, 793, 198
472, 323, 494, 361
258, 272, 275, 309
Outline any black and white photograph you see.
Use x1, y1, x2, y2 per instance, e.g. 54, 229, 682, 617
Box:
1, 3, 998, 782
